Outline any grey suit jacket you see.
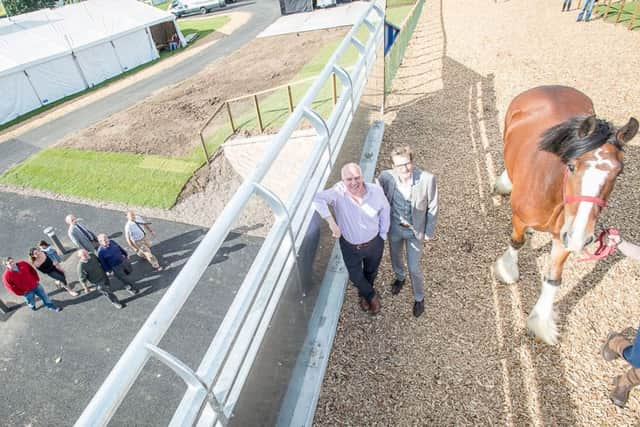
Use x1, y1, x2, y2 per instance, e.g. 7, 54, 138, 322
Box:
68, 222, 98, 252
379, 167, 438, 239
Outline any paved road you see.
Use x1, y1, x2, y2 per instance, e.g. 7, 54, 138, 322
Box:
0, 193, 263, 425
0, 0, 280, 173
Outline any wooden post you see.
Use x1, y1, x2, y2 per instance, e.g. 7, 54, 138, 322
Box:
254, 94, 264, 133
226, 102, 236, 133
629, 0, 640, 29
287, 85, 294, 113
615, 0, 626, 23
332, 72, 337, 105
199, 132, 211, 164
604, 0, 613, 20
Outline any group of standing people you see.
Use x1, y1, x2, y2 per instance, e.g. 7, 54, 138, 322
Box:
313, 144, 438, 318
562, 0, 598, 22
2, 211, 163, 311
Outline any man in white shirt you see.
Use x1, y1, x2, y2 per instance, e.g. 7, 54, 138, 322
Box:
124, 211, 162, 272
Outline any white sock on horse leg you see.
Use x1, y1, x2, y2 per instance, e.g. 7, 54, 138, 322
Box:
495, 245, 519, 284
494, 170, 513, 195
528, 280, 559, 345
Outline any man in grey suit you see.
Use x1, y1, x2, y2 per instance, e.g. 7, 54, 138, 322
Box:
378, 145, 438, 317
66, 214, 99, 253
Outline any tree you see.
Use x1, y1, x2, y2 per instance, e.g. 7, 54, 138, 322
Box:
3, 0, 57, 16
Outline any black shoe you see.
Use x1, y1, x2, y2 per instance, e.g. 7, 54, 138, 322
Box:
126, 287, 139, 295
112, 302, 124, 309
413, 300, 424, 317
391, 279, 405, 295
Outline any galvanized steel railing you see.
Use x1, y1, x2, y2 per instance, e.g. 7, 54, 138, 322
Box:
75, 2, 384, 426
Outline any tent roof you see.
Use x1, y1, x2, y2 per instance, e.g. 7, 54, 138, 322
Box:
0, 0, 177, 77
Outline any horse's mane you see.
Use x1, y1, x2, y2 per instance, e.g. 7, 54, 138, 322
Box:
538, 116, 621, 164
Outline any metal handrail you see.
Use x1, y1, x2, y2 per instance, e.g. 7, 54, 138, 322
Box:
75, 2, 384, 426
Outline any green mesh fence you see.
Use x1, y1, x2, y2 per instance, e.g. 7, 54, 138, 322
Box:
384, 0, 425, 96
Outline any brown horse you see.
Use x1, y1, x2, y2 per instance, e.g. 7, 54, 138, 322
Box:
494, 86, 638, 345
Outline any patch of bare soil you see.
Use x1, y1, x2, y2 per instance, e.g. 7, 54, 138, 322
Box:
59, 28, 348, 157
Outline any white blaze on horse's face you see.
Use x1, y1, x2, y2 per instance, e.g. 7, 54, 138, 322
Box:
563, 147, 617, 252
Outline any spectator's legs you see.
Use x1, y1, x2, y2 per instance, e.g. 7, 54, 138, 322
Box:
112, 264, 139, 294
388, 233, 407, 282
33, 283, 61, 311
623, 327, 640, 368
135, 237, 161, 270
23, 290, 37, 310
96, 279, 124, 308
405, 235, 425, 302
339, 239, 375, 302
47, 269, 78, 296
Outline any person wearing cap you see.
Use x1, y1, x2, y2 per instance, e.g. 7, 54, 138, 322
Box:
2, 257, 62, 312
313, 162, 390, 315
600, 233, 640, 408
378, 144, 438, 318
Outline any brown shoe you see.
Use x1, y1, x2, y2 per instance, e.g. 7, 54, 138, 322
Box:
359, 297, 370, 312
602, 332, 631, 362
369, 295, 381, 315
611, 368, 640, 408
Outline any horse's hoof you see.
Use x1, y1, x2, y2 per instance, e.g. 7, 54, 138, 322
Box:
527, 313, 558, 345
494, 258, 519, 284
494, 170, 513, 195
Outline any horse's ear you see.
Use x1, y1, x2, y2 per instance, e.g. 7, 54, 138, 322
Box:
577, 115, 597, 138
616, 117, 639, 144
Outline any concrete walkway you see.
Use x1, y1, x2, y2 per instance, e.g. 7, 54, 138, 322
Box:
257, 1, 370, 37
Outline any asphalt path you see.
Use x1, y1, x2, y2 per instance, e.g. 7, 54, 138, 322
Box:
0, 0, 280, 173
0, 192, 263, 425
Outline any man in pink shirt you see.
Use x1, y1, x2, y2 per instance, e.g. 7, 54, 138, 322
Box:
314, 163, 390, 314
2, 257, 62, 312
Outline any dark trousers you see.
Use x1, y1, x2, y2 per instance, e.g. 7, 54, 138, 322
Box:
46, 269, 67, 286
95, 278, 121, 305
339, 235, 384, 302
112, 263, 137, 290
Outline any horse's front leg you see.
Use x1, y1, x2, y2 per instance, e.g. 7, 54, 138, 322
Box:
494, 215, 527, 284
527, 237, 570, 345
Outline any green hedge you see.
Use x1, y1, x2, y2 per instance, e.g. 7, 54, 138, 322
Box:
384, 0, 425, 95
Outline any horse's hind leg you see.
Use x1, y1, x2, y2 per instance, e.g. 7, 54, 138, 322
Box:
494, 170, 512, 195
527, 237, 570, 345
494, 215, 526, 284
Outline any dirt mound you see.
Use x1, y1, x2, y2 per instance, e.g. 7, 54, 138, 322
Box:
59, 28, 347, 157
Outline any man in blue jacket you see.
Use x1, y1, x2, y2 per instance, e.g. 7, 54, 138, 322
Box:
97, 234, 139, 295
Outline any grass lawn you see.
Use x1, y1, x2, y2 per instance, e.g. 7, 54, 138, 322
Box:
1, 24, 371, 209
386, 5, 414, 27
597, 1, 640, 29
154, 0, 171, 10
0, 15, 229, 132
386, 0, 416, 7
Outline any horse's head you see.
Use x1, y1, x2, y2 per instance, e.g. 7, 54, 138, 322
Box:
540, 115, 638, 253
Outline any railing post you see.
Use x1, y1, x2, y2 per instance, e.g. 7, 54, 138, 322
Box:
226, 102, 236, 133
604, 0, 613, 19
331, 73, 337, 105
199, 133, 211, 164
287, 85, 294, 113
615, 0, 626, 23
253, 95, 264, 133
629, 0, 640, 29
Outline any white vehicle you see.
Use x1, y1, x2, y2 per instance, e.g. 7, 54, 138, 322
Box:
168, 0, 226, 17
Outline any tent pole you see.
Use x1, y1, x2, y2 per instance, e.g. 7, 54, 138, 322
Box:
24, 70, 45, 107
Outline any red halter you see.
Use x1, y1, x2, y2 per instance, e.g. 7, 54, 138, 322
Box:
562, 166, 608, 208
562, 166, 618, 261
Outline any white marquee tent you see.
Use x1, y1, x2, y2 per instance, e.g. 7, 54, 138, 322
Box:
0, 0, 185, 125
